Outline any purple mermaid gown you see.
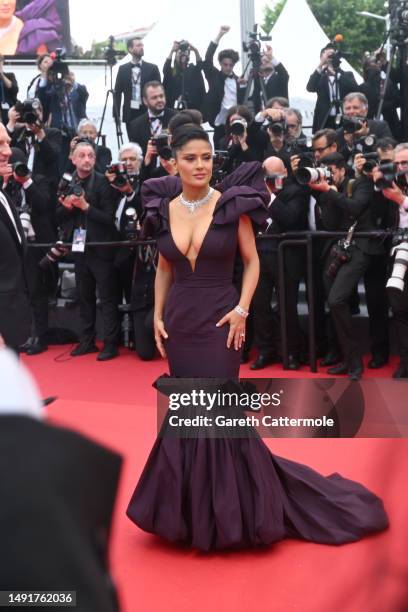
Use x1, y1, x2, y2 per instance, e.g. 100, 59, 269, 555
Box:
126, 175, 388, 551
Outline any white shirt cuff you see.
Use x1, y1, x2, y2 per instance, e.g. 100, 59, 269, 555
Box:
126, 191, 136, 202
22, 178, 33, 190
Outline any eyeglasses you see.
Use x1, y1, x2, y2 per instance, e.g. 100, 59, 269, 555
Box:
313, 144, 331, 155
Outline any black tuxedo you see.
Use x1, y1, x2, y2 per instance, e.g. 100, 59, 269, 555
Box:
0, 191, 31, 349
336, 119, 393, 162
128, 108, 177, 156
114, 60, 161, 125
307, 69, 358, 132
0, 415, 121, 612
9, 127, 62, 187
201, 42, 245, 126
0, 72, 18, 124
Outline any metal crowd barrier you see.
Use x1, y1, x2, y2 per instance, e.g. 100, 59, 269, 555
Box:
28, 230, 392, 372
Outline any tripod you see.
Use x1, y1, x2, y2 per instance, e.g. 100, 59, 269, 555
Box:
242, 54, 269, 112
98, 60, 123, 150
376, 34, 408, 139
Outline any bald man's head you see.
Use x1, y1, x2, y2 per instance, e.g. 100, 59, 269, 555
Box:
262, 156, 287, 176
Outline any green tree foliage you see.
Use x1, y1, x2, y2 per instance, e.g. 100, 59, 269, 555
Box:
262, 0, 388, 69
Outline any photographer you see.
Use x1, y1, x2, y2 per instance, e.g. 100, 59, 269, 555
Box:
201, 25, 245, 148
128, 82, 177, 157
307, 44, 357, 132
38, 69, 88, 135
250, 157, 309, 370
6, 98, 61, 189
337, 92, 392, 163
26, 53, 53, 99
310, 152, 383, 380
163, 40, 205, 111
218, 105, 261, 174
67, 119, 112, 175
252, 45, 289, 113
373, 143, 408, 377
56, 141, 120, 362
4, 148, 56, 356
107, 142, 157, 361
0, 53, 18, 125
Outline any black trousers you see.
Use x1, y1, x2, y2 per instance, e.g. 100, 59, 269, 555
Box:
253, 250, 293, 356
387, 282, 408, 358
324, 246, 373, 362
131, 265, 156, 361
25, 247, 57, 339
75, 254, 120, 345
364, 254, 389, 357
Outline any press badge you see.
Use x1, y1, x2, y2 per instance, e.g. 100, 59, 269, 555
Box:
72, 228, 87, 252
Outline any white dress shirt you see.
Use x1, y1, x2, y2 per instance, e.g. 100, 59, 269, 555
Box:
214, 75, 237, 127
399, 197, 408, 229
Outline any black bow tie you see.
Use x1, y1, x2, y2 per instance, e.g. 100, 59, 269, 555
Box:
133, 62, 141, 68
225, 74, 235, 80
149, 114, 164, 122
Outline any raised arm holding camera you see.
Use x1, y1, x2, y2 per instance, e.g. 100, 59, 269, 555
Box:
163, 40, 205, 111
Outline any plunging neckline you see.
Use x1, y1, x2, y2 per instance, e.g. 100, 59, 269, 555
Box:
167, 195, 221, 274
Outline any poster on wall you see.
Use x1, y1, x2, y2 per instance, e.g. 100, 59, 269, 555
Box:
0, 0, 71, 57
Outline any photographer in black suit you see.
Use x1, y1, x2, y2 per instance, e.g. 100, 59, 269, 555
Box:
0, 53, 18, 125
307, 44, 358, 132
114, 37, 161, 139
6, 99, 61, 189
128, 81, 177, 157
66, 119, 112, 175
310, 152, 383, 380
163, 40, 205, 111
4, 148, 56, 356
201, 25, 245, 148
252, 45, 289, 113
0, 124, 31, 353
337, 92, 393, 163
57, 141, 120, 361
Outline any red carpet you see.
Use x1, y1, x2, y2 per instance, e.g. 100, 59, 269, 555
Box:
23, 347, 408, 612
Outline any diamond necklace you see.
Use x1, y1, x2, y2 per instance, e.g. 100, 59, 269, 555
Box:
179, 187, 214, 214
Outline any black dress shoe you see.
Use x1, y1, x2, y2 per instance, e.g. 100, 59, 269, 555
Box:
19, 337, 35, 353
97, 344, 119, 361
26, 337, 48, 356
367, 355, 389, 369
250, 354, 276, 370
71, 339, 99, 357
348, 356, 364, 381
320, 352, 341, 367
287, 353, 301, 370
393, 362, 408, 379
327, 362, 348, 375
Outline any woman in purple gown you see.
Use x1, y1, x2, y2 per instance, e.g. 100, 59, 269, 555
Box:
127, 124, 388, 551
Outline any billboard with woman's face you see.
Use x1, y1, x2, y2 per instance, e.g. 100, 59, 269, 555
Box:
0, 0, 70, 57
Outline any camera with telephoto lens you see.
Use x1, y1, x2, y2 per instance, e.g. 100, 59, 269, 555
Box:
387, 229, 408, 292
106, 162, 129, 188
152, 132, 172, 160
47, 48, 69, 82
123, 207, 140, 241
360, 152, 379, 172
295, 166, 332, 186
374, 161, 408, 190
243, 24, 271, 64
13, 161, 31, 179
264, 173, 285, 192
342, 116, 366, 135
57, 173, 84, 199
266, 116, 287, 136
19, 203, 36, 242
14, 99, 41, 124
229, 118, 247, 137
326, 241, 352, 279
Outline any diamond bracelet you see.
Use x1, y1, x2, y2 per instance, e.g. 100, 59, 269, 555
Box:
234, 305, 249, 318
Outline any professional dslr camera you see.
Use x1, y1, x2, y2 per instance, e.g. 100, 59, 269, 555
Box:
123, 207, 140, 241
387, 228, 408, 292
326, 241, 352, 278
14, 99, 42, 124
152, 132, 172, 160
243, 24, 271, 64
178, 40, 190, 54
374, 161, 408, 190
38, 237, 70, 271
229, 118, 248, 137
106, 162, 129, 188
295, 166, 332, 186
266, 115, 287, 137
47, 47, 70, 82
57, 173, 84, 199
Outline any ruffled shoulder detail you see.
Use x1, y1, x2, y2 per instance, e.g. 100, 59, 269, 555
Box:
213, 186, 270, 228
140, 176, 182, 238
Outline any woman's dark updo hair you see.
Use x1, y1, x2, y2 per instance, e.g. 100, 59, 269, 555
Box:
171, 123, 211, 155
168, 109, 203, 135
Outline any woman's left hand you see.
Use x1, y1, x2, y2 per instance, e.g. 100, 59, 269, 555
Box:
216, 309, 246, 350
